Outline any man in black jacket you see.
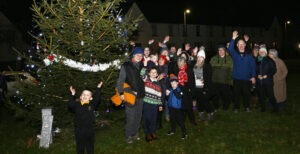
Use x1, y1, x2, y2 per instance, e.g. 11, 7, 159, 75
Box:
117, 47, 145, 144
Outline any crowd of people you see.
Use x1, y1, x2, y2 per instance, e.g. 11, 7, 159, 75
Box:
116, 30, 288, 144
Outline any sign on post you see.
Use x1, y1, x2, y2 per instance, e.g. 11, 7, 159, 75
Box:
39, 107, 53, 148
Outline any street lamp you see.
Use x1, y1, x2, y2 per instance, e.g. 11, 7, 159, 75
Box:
184, 9, 191, 35
284, 20, 291, 57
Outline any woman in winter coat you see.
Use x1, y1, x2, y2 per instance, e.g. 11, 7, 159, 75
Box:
256, 47, 277, 112
268, 49, 288, 110
156, 55, 169, 128
193, 50, 214, 121
170, 57, 197, 125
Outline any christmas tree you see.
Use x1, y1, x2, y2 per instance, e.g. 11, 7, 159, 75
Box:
10, 0, 141, 126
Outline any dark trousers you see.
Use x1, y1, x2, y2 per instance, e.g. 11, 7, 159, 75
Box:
125, 97, 144, 138
169, 107, 186, 133
257, 84, 278, 111
182, 108, 196, 123
143, 103, 158, 134
212, 83, 231, 110
233, 79, 250, 109
195, 88, 212, 113
75, 128, 94, 154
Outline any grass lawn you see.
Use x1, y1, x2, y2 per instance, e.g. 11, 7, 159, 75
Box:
0, 73, 299, 153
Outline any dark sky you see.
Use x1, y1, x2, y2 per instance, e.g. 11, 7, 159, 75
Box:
1, 0, 299, 43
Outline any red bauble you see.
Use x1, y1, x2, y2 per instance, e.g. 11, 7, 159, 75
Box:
48, 55, 54, 61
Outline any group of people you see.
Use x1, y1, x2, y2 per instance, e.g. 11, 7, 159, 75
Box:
116, 30, 288, 145
67, 30, 288, 153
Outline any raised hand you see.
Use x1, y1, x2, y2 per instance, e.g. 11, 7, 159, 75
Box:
148, 39, 155, 45
97, 81, 103, 88
163, 35, 170, 43
232, 31, 239, 40
70, 86, 76, 95
177, 48, 182, 56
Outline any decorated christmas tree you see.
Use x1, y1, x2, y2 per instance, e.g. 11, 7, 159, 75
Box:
11, 0, 141, 126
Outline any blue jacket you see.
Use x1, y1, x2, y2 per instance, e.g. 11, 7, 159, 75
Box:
228, 39, 256, 81
256, 56, 276, 85
167, 86, 183, 109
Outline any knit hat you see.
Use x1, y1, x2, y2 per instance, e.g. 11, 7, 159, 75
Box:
132, 47, 144, 56
169, 74, 178, 82
259, 47, 267, 54
197, 49, 206, 59
159, 55, 168, 64
217, 44, 226, 50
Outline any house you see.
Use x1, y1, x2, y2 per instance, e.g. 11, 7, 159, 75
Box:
125, 2, 283, 56
0, 11, 29, 69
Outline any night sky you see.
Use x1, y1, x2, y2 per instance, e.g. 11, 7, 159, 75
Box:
1, 0, 299, 46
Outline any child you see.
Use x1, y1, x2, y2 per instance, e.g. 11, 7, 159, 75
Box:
69, 81, 103, 154
142, 67, 163, 143
166, 75, 187, 140
146, 54, 158, 70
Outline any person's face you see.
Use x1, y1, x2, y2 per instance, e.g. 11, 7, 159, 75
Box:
144, 47, 150, 57
162, 50, 168, 56
171, 81, 178, 89
149, 69, 158, 79
218, 48, 226, 57
259, 51, 266, 57
133, 53, 143, 62
197, 56, 204, 63
177, 61, 185, 69
151, 56, 158, 63
158, 58, 165, 66
185, 44, 190, 50
80, 90, 92, 102
180, 54, 187, 60
252, 49, 259, 57
237, 40, 246, 53
170, 47, 176, 53
268, 53, 274, 59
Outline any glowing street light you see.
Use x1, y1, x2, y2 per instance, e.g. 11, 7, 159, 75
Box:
184, 9, 191, 35
284, 20, 291, 56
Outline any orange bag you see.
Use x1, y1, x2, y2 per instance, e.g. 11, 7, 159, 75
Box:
110, 83, 136, 106
110, 89, 122, 106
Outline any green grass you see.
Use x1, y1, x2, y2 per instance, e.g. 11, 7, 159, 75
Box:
0, 73, 299, 153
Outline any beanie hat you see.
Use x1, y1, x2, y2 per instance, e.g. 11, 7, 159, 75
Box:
159, 55, 168, 64
217, 44, 226, 51
197, 50, 206, 59
132, 47, 144, 56
169, 74, 178, 82
259, 47, 267, 54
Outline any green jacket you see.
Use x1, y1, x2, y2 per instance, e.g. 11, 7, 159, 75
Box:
210, 55, 233, 85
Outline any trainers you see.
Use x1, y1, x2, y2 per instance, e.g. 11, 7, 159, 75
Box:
151, 133, 157, 140
145, 134, 152, 143
207, 113, 214, 121
198, 112, 205, 121
181, 132, 188, 140
246, 108, 251, 112
125, 136, 133, 144
132, 133, 141, 141
234, 109, 239, 113
167, 131, 175, 136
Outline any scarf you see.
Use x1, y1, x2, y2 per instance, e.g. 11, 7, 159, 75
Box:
178, 64, 188, 86
81, 100, 90, 106
258, 55, 267, 61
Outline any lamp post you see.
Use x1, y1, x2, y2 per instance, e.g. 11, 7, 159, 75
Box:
284, 20, 291, 57
183, 9, 190, 36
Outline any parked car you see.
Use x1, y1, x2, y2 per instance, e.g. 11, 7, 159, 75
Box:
2, 71, 36, 97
